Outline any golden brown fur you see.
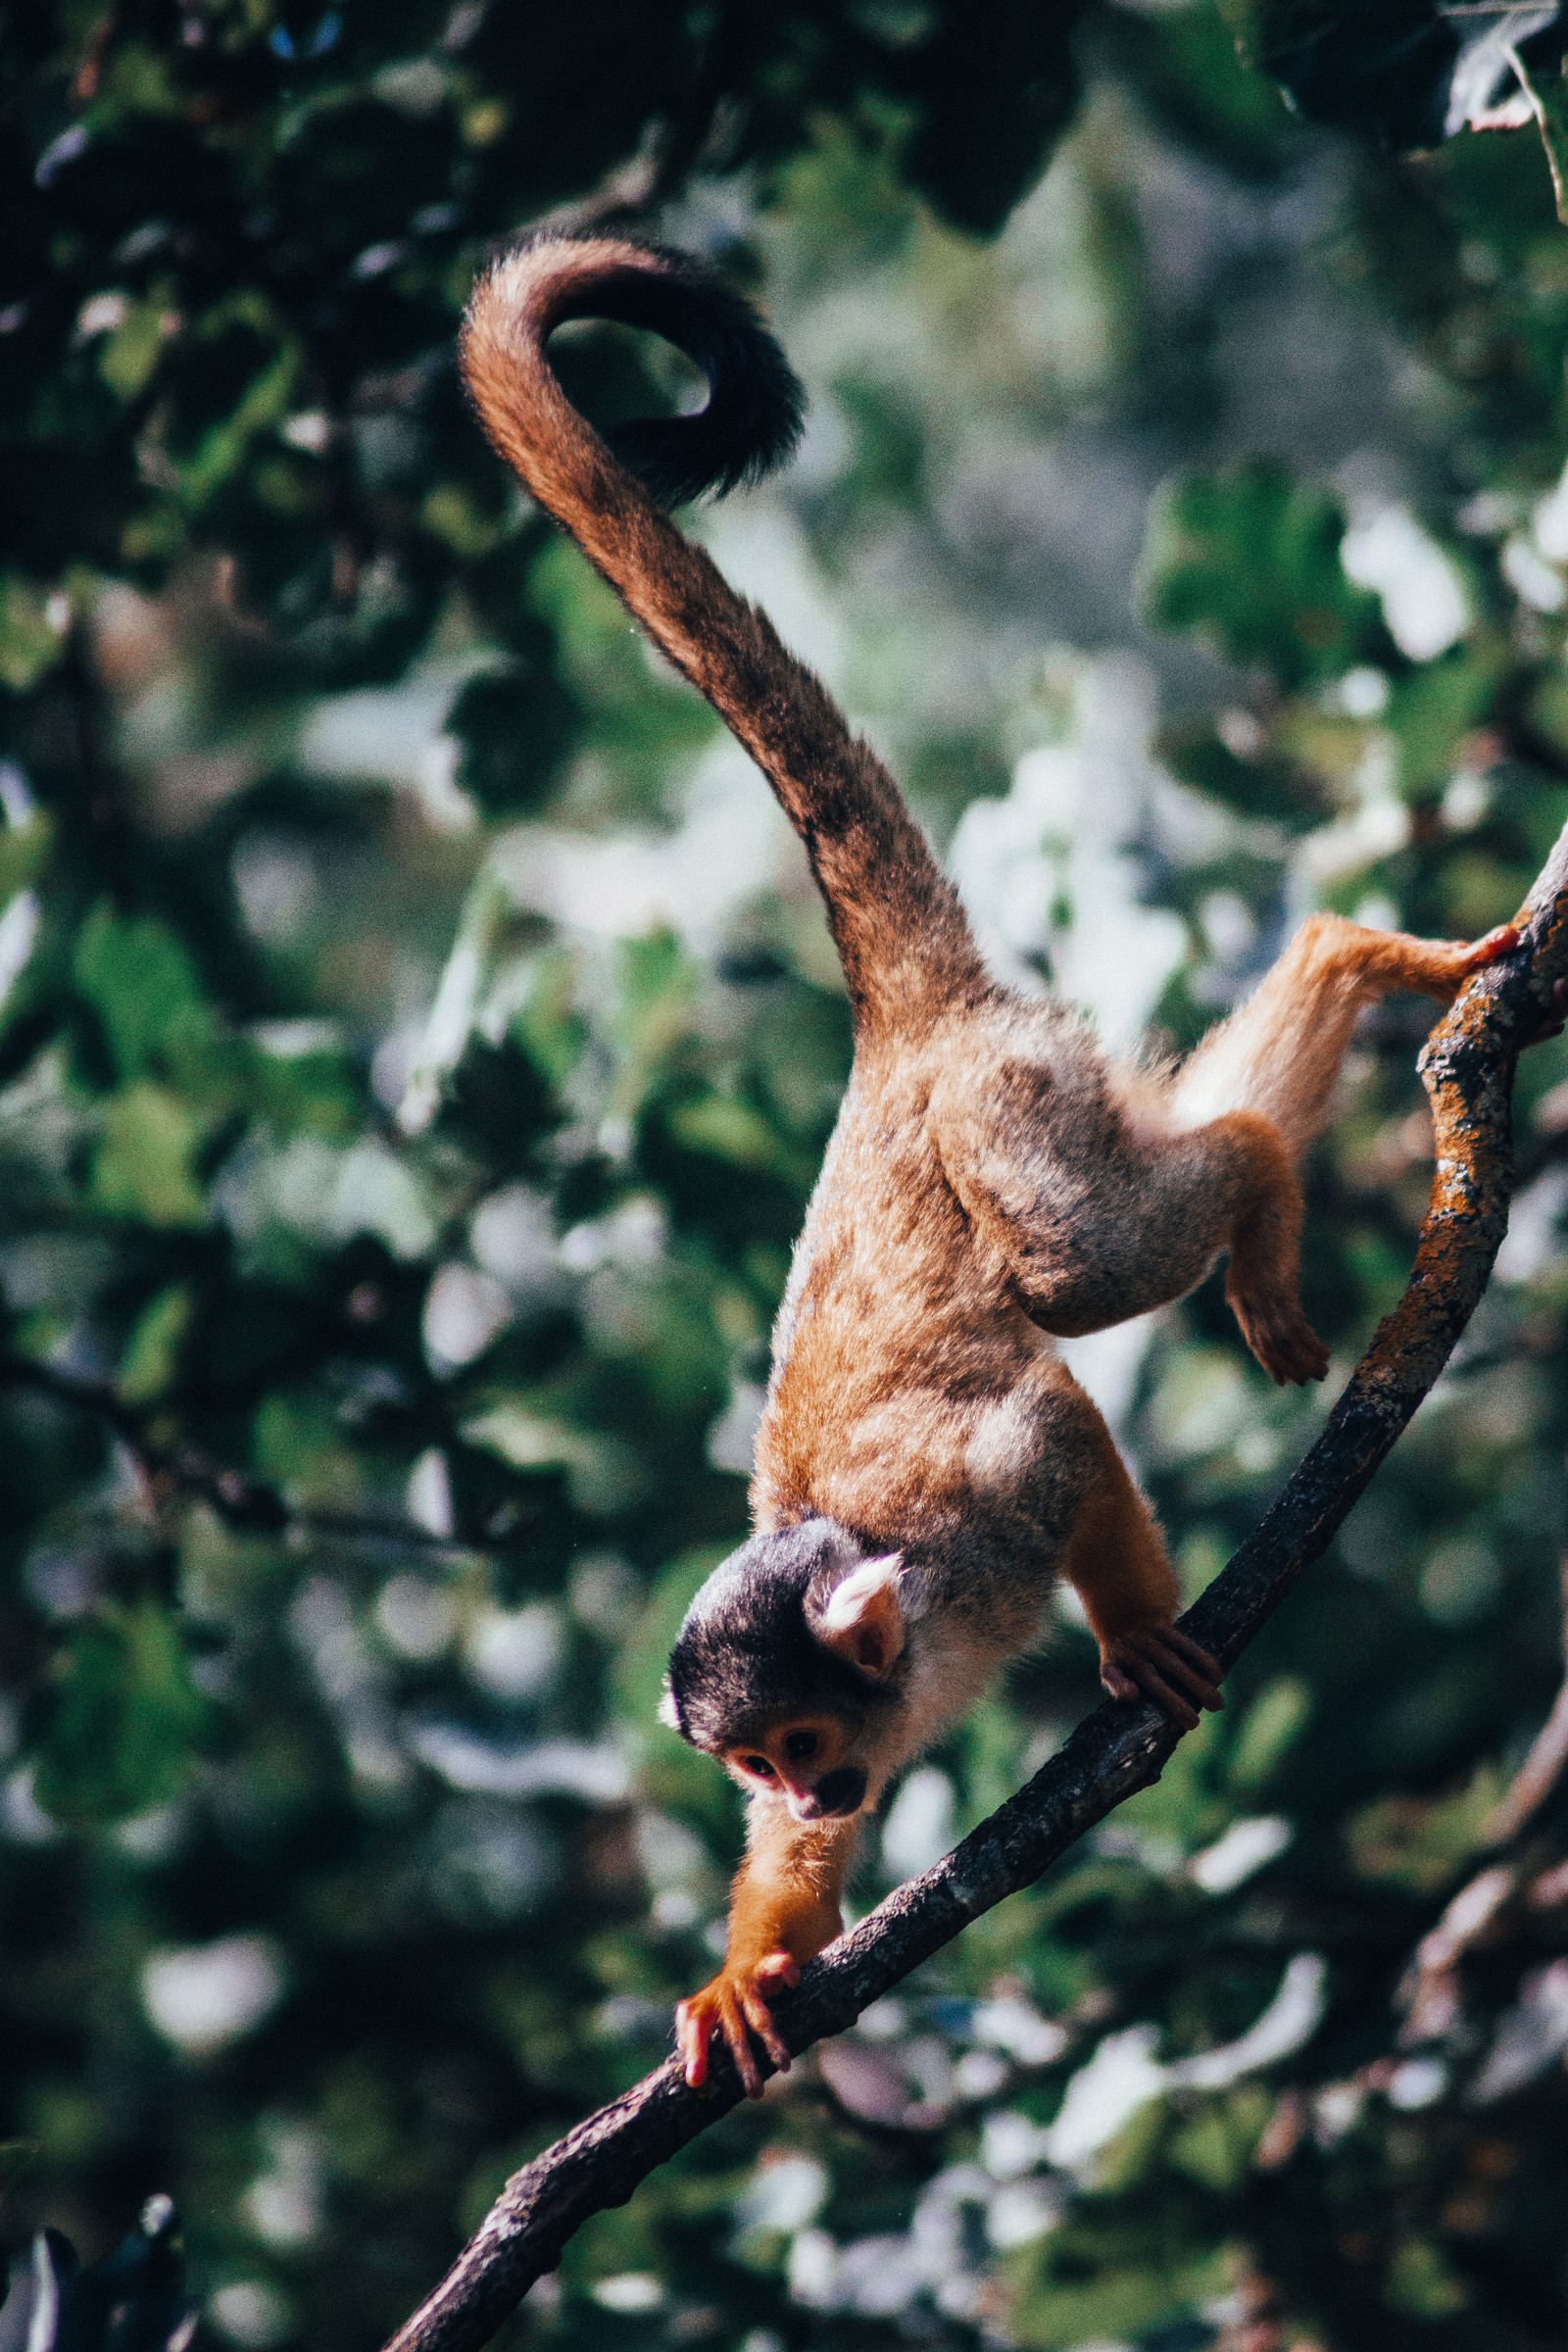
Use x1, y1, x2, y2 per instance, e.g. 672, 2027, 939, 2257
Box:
461, 231, 1518, 2097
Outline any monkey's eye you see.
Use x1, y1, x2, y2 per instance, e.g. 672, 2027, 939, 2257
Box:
784, 1730, 818, 1762
743, 1755, 774, 1780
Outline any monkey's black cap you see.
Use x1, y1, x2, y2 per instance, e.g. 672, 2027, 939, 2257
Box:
663, 1518, 892, 1752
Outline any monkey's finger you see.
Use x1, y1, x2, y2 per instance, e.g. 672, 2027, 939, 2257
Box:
754, 1951, 802, 1992
1122, 1623, 1212, 1677
717, 1989, 764, 2098
1116, 1653, 1200, 1729
678, 2004, 719, 2091
675, 2001, 711, 2089
1136, 1632, 1225, 1708
739, 1987, 792, 2076
1164, 1661, 1224, 1712
1125, 1642, 1218, 1718
1100, 1660, 1142, 1704
1108, 1639, 1200, 1725
1157, 1624, 1220, 1673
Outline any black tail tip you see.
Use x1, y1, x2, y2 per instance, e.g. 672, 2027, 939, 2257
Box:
524, 229, 807, 510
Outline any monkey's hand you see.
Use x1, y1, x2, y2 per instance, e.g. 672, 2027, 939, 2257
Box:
676, 1809, 855, 2097
676, 1950, 802, 2099
1099, 1622, 1223, 1731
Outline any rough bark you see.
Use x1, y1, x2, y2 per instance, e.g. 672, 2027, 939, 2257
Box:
382, 824, 1568, 2352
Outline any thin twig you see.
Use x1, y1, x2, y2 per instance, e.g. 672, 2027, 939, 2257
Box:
0, 1357, 480, 1557
1487, 1553, 1568, 1843
1397, 1554, 1568, 2040
535, 0, 753, 236
378, 828, 1568, 2352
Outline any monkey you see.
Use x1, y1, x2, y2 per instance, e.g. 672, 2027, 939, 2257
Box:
460, 229, 1526, 2099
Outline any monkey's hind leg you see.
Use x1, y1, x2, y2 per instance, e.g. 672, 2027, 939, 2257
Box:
1171, 912, 1518, 1153
1168, 912, 1517, 1381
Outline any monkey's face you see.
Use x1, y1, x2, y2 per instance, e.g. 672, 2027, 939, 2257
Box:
661, 1518, 915, 1808
720, 1714, 872, 1821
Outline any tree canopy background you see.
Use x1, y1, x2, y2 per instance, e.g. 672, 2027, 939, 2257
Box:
8, 4, 1568, 2349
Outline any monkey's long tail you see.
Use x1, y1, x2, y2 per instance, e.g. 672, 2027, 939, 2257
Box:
460, 231, 984, 1032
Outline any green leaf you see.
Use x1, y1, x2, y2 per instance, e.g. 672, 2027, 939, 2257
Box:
33, 1599, 213, 1825
1158, 723, 1328, 832
1348, 1760, 1509, 1891
615, 1545, 740, 1830
252, 1392, 360, 1509
610, 931, 699, 1112
1218, 0, 1530, 153
1166, 2086, 1272, 2191
447, 661, 578, 817
1386, 645, 1503, 800
420, 484, 503, 559
665, 1093, 794, 1174
1385, 2237, 1470, 2318
74, 903, 216, 1082
249, 1042, 360, 1139
119, 1283, 194, 1405
1226, 1674, 1312, 1795
92, 1083, 207, 1227
1007, 2227, 1229, 2349
1144, 457, 1386, 688
0, 577, 68, 693
174, 312, 300, 512
98, 292, 175, 402
0, 814, 52, 904
514, 948, 586, 1089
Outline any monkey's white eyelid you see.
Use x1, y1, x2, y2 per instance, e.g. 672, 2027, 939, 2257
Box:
657, 1679, 681, 1731
818, 1552, 904, 1632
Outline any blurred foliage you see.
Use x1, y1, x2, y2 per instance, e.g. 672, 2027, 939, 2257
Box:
1222, 0, 1568, 162
0, 2192, 194, 2352
7, 5, 1568, 2352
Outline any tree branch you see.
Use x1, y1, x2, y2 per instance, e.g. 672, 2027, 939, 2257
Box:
382, 827, 1568, 2352
0, 1356, 479, 1558
1486, 1551, 1568, 1845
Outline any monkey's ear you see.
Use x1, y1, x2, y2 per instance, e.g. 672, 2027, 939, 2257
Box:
657, 1677, 683, 1733
813, 1554, 906, 1679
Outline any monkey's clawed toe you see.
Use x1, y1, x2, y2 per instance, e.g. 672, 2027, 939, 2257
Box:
1462, 922, 1522, 973
1100, 1623, 1223, 1731
1228, 1291, 1330, 1387
1415, 923, 1521, 1004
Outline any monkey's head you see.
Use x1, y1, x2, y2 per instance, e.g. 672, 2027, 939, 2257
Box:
659, 1518, 913, 1821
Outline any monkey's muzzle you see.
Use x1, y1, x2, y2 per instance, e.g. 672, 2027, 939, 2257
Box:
792, 1765, 866, 1820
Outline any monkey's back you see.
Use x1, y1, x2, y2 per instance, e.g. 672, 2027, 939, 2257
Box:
750, 993, 1114, 1606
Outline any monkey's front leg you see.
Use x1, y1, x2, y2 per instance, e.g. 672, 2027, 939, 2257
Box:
676, 1802, 858, 2097
1061, 1423, 1224, 1730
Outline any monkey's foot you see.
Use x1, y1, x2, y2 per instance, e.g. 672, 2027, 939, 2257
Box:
1226, 1279, 1330, 1386
1403, 922, 1520, 1004
676, 1951, 800, 2099
1100, 1623, 1223, 1732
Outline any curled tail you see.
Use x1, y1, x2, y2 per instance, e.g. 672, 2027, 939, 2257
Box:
459, 230, 983, 1031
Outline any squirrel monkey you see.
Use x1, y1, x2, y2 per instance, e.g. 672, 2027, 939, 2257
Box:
461, 231, 1521, 2098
